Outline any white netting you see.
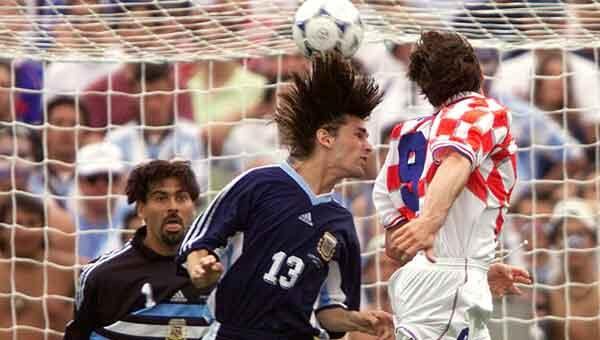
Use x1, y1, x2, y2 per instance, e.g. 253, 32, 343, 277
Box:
2, 1, 600, 61
0, 1, 599, 339
358, 40, 600, 340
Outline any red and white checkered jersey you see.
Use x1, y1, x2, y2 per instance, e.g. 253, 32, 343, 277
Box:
373, 92, 518, 262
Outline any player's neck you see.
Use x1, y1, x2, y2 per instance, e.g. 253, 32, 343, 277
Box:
291, 157, 337, 195
143, 234, 178, 257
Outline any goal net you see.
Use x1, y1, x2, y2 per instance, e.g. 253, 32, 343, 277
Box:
0, 1, 598, 339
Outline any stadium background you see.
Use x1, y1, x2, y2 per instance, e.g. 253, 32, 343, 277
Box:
0, 1, 599, 339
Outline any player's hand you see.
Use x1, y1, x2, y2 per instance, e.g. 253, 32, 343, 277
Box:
351, 310, 394, 340
388, 218, 436, 265
186, 250, 224, 289
488, 263, 532, 297
371, 311, 395, 340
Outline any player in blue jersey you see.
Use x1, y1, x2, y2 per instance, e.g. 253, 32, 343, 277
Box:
176, 53, 393, 340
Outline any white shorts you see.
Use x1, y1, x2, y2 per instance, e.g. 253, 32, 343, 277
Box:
388, 254, 493, 340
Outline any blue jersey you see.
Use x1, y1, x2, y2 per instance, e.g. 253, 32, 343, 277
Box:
177, 163, 361, 340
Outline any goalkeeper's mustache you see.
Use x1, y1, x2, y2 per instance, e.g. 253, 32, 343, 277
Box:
162, 214, 184, 227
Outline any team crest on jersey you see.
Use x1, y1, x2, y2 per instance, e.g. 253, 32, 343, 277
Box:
166, 318, 187, 340
317, 232, 337, 262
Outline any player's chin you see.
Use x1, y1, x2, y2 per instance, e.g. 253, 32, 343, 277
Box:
349, 165, 366, 179
161, 229, 186, 246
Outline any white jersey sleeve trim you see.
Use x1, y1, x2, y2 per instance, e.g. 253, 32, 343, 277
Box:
316, 261, 347, 310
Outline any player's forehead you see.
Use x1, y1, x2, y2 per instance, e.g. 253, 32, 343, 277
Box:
148, 177, 186, 194
339, 115, 368, 133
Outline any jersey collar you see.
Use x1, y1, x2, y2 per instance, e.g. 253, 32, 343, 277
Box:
131, 226, 177, 261
280, 161, 334, 206
435, 91, 483, 112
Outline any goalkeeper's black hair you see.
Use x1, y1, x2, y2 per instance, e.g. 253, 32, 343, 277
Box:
274, 53, 382, 160
125, 159, 199, 204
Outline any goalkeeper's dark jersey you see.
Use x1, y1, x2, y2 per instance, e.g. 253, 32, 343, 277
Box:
64, 226, 213, 340
177, 162, 362, 340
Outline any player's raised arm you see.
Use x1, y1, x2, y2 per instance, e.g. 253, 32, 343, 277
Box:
372, 124, 412, 262
388, 150, 472, 263
176, 171, 257, 288
186, 249, 224, 289
372, 123, 409, 233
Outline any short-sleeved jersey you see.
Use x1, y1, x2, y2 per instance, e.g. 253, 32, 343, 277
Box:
64, 227, 213, 340
373, 92, 517, 263
177, 163, 361, 339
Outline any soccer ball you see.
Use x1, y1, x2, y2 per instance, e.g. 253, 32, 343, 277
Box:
292, 0, 364, 58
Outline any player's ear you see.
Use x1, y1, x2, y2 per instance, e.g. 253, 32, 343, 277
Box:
136, 202, 146, 220
316, 128, 334, 149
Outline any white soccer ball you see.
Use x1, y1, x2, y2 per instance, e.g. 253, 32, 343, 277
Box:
292, 0, 364, 58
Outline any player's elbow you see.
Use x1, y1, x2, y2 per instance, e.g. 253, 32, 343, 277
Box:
371, 185, 388, 210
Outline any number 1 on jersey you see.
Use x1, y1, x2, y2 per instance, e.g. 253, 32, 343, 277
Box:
263, 251, 305, 289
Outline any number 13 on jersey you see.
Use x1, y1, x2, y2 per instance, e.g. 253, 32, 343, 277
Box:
263, 251, 305, 289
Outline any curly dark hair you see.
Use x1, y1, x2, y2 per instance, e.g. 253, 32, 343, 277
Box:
125, 160, 200, 204
274, 53, 382, 160
408, 31, 482, 107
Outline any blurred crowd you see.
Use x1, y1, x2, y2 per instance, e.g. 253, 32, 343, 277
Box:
0, 0, 599, 340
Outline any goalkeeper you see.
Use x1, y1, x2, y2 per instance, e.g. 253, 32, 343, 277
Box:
64, 160, 213, 339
